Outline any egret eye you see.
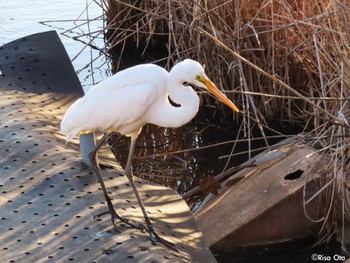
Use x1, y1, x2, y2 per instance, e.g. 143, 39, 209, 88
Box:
195, 74, 202, 81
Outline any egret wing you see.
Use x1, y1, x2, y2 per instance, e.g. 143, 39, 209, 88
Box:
61, 83, 159, 141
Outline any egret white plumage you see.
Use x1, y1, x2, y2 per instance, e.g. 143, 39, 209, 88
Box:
60, 59, 239, 250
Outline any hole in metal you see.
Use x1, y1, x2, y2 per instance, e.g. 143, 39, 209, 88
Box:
284, 169, 304, 180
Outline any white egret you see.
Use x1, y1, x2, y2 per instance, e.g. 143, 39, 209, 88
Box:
60, 59, 239, 250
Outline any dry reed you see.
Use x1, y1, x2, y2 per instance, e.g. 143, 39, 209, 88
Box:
97, 0, 350, 249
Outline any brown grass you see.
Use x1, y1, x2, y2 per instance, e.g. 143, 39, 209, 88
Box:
101, 0, 350, 248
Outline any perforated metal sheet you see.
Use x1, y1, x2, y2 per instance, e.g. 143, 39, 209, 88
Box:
0, 31, 83, 95
0, 31, 216, 262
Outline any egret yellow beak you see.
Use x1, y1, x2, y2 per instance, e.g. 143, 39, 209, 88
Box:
200, 76, 240, 112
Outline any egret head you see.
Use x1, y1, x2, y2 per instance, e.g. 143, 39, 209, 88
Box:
175, 59, 240, 113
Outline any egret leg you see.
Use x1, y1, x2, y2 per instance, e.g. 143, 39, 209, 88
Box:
89, 133, 143, 231
125, 135, 178, 251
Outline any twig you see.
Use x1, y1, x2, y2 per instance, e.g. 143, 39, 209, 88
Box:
182, 163, 256, 199
198, 27, 346, 128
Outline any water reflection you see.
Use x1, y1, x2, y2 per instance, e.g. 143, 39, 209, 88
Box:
109, 107, 249, 209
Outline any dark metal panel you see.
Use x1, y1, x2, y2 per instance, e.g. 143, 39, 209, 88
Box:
0, 31, 83, 95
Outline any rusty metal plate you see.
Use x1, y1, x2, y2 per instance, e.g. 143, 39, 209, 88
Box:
195, 141, 325, 250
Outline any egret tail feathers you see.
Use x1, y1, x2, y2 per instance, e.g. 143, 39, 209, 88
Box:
62, 128, 80, 143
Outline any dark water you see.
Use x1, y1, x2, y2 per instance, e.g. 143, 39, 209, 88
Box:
110, 108, 245, 209
214, 238, 347, 263
110, 112, 294, 207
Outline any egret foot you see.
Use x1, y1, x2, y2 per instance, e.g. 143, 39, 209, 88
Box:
146, 224, 178, 252
94, 209, 145, 231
